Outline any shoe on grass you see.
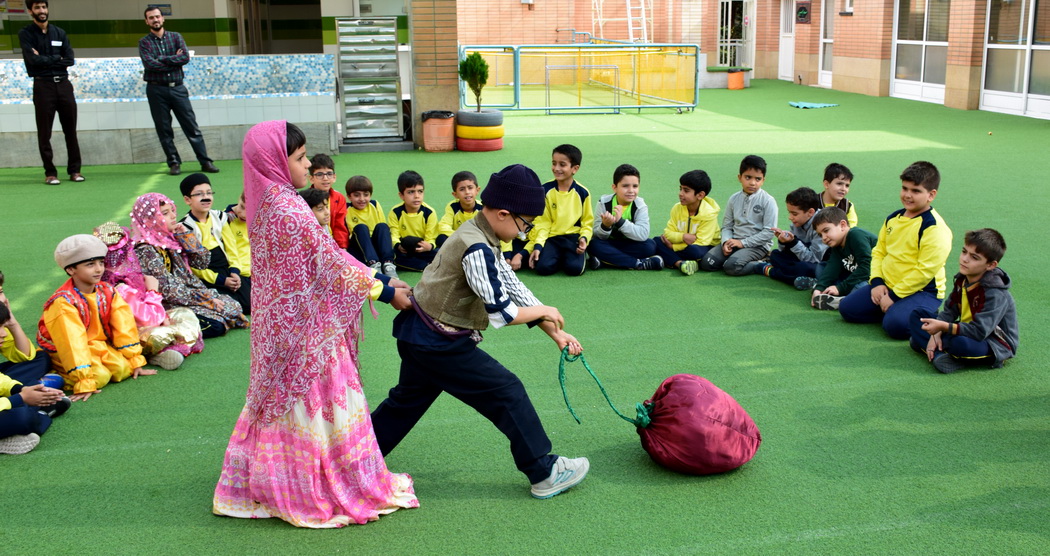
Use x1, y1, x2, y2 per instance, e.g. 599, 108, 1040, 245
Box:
70, 173, 86, 182
0, 433, 40, 455
39, 396, 72, 419
45, 176, 60, 185
813, 294, 842, 311
587, 255, 602, 271
794, 276, 819, 290
531, 456, 589, 499
932, 353, 966, 374
636, 255, 664, 271
679, 260, 698, 276
149, 350, 185, 370
169, 163, 182, 176
368, 261, 382, 273
382, 261, 399, 280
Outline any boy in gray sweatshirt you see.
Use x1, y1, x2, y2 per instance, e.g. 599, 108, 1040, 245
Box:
700, 155, 777, 275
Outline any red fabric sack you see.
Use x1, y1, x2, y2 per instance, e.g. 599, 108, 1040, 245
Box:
636, 374, 762, 475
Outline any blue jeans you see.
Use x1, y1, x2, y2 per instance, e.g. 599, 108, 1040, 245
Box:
839, 283, 942, 340
588, 237, 657, 268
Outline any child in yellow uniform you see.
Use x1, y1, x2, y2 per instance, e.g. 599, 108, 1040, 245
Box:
389, 170, 439, 272
37, 235, 156, 402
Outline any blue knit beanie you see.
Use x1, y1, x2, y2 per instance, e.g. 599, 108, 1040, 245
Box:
480, 164, 545, 216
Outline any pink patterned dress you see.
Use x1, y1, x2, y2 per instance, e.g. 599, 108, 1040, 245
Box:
212, 121, 417, 528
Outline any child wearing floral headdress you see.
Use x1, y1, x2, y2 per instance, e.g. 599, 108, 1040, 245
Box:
130, 193, 248, 339
94, 222, 203, 370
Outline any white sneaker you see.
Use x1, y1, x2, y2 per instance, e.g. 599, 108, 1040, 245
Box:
530, 456, 589, 499
149, 350, 185, 370
0, 433, 40, 455
368, 261, 382, 273
382, 261, 399, 280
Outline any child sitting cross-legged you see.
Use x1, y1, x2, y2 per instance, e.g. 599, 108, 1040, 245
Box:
747, 187, 828, 289
807, 207, 878, 311
908, 228, 1018, 373
93, 222, 203, 370
37, 235, 157, 402
839, 161, 952, 339
655, 169, 721, 276
132, 193, 249, 340
588, 163, 663, 270
700, 155, 777, 275
436, 170, 481, 249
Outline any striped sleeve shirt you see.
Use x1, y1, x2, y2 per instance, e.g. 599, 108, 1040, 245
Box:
462, 243, 542, 329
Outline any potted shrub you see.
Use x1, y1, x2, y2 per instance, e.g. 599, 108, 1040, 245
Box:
456, 51, 504, 151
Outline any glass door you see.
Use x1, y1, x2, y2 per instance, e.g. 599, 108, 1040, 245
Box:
891, 0, 950, 103
818, 0, 834, 87
779, 0, 796, 80
981, 0, 1050, 119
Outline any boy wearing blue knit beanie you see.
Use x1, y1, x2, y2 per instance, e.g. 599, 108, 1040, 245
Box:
371, 164, 590, 500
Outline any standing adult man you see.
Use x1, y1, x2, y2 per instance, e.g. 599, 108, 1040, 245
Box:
17, 0, 84, 186
138, 7, 219, 176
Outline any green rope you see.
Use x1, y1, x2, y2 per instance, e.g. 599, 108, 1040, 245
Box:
558, 347, 651, 428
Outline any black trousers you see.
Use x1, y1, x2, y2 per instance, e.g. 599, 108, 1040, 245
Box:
146, 83, 212, 167
32, 77, 81, 177
371, 337, 558, 484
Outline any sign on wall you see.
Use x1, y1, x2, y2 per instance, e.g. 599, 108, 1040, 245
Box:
796, 1, 811, 24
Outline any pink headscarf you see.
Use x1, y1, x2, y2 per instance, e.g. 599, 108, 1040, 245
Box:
242, 120, 376, 425
242, 120, 291, 226
131, 193, 184, 252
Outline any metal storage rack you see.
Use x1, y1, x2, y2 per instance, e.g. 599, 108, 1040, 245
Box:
336, 18, 403, 140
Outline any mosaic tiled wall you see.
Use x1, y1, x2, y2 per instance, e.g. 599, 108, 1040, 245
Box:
0, 54, 336, 103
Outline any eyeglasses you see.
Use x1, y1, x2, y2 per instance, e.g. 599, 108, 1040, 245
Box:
513, 213, 534, 236
188, 190, 214, 198
312, 172, 336, 178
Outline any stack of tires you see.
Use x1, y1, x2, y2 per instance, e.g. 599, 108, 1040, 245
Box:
456, 109, 503, 152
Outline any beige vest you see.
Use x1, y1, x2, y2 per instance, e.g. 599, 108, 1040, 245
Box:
414, 214, 498, 330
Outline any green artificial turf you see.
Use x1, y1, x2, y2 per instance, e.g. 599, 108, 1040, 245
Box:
1, 80, 1047, 554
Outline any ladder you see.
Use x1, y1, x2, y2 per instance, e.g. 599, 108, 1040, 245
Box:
626, 0, 649, 43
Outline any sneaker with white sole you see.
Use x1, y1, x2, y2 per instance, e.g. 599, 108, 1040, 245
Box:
679, 260, 698, 276
813, 293, 842, 311
149, 350, 185, 370
368, 261, 382, 273
531, 456, 590, 499
0, 433, 40, 455
382, 261, 399, 280
636, 256, 664, 271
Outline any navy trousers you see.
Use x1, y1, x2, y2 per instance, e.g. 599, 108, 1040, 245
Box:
654, 242, 711, 268
371, 337, 558, 483
908, 308, 993, 364
535, 234, 586, 276
839, 283, 942, 340
349, 223, 395, 264
766, 249, 819, 284
588, 237, 657, 268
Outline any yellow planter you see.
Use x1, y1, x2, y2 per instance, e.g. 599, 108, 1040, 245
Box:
456, 124, 504, 140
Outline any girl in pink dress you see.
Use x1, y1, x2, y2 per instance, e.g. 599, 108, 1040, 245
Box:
213, 120, 417, 528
